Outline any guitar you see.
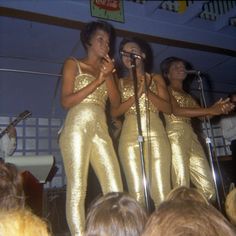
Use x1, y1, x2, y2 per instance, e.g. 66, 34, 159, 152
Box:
0, 110, 32, 138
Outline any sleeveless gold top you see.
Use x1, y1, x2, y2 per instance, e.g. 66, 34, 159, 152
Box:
120, 76, 158, 116
165, 88, 198, 124
73, 61, 107, 109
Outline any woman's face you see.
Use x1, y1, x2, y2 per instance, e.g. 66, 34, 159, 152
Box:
121, 42, 144, 69
167, 61, 187, 82
88, 29, 110, 58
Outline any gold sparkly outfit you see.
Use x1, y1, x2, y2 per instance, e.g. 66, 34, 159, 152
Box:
118, 78, 171, 208
59, 61, 123, 236
164, 88, 216, 201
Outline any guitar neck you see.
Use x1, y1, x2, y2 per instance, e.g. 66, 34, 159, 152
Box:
9, 118, 20, 128
0, 116, 27, 139
0, 119, 18, 139
0, 111, 31, 139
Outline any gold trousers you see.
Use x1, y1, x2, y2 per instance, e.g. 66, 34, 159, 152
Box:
119, 113, 171, 208
166, 121, 216, 201
60, 104, 123, 236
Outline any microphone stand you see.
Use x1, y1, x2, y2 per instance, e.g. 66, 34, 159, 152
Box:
130, 54, 151, 213
196, 72, 222, 211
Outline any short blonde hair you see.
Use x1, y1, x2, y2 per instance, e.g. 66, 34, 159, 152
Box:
225, 188, 236, 226
0, 208, 51, 236
0, 161, 25, 210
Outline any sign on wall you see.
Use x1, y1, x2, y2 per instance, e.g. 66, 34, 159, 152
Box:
90, 0, 124, 23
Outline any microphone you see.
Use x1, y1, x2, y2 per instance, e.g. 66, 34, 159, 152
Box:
120, 50, 143, 60
185, 70, 201, 75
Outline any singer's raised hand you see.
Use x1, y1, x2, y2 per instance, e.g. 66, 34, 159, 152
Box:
137, 78, 145, 97
220, 98, 235, 114
100, 54, 115, 78
137, 74, 152, 97
97, 55, 114, 84
145, 73, 152, 90
210, 98, 235, 115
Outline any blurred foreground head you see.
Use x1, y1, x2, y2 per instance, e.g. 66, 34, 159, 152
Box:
0, 208, 52, 236
142, 199, 236, 236
0, 160, 25, 211
85, 192, 148, 236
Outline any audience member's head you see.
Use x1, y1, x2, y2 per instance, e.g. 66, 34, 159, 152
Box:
166, 186, 209, 204
0, 208, 51, 236
85, 192, 148, 236
0, 160, 25, 210
142, 200, 236, 236
225, 187, 236, 226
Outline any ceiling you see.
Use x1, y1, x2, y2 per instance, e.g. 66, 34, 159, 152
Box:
0, 0, 236, 116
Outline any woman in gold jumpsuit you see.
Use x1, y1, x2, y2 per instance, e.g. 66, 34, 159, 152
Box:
59, 21, 123, 236
111, 38, 172, 209
160, 57, 235, 202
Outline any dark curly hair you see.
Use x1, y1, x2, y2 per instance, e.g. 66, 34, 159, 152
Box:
119, 37, 153, 73
80, 20, 116, 56
160, 57, 188, 82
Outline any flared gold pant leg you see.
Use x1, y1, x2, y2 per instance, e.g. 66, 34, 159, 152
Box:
90, 129, 123, 194
119, 115, 171, 208
149, 123, 172, 208
119, 140, 145, 207
167, 122, 216, 202
60, 130, 91, 236
189, 132, 216, 201
168, 126, 191, 188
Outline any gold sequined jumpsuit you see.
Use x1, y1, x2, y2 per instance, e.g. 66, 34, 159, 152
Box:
59, 61, 123, 236
118, 78, 171, 208
164, 88, 216, 201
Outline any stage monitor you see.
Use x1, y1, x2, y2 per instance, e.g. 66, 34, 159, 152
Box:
5, 155, 55, 183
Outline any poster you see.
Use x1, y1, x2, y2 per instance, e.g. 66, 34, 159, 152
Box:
90, 0, 124, 23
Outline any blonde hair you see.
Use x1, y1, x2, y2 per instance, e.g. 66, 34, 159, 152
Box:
0, 161, 25, 210
142, 200, 236, 236
225, 188, 236, 226
0, 208, 51, 236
